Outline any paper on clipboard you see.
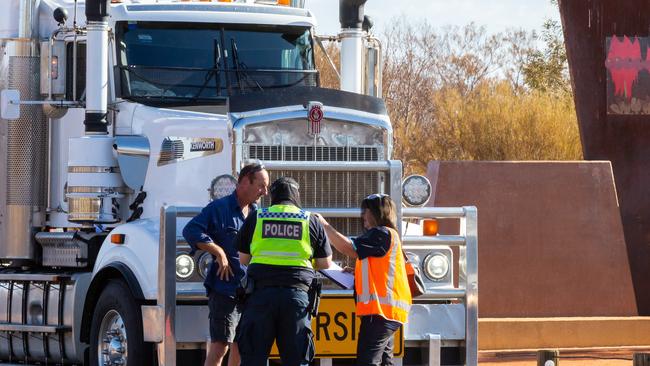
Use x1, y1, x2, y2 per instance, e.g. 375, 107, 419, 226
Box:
319, 262, 354, 290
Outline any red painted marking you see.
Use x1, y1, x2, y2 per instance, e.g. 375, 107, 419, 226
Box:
605, 36, 645, 100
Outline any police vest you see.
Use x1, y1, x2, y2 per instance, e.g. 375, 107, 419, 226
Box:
250, 205, 313, 268
354, 227, 412, 324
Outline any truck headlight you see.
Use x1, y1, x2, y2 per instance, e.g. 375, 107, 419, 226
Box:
198, 252, 213, 279
402, 175, 432, 206
423, 254, 449, 281
176, 254, 195, 280
209, 175, 237, 201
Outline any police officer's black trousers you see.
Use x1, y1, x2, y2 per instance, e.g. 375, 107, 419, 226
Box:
236, 287, 315, 366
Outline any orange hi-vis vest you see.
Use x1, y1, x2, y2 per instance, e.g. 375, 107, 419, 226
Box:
354, 227, 412, 324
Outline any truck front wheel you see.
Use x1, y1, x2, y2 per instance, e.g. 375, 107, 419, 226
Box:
89, 279, 147, 366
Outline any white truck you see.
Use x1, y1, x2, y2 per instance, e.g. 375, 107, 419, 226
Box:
0, 0, 478, 365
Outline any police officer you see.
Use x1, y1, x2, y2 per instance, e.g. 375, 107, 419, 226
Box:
235, 177, 332, 366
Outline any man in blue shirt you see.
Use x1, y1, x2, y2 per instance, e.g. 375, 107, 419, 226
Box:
183, 163, 269, 366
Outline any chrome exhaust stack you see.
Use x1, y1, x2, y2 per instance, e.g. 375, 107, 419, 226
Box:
339, 0, 367, 94
84, 0, 109, 135
65, 0, 128, 226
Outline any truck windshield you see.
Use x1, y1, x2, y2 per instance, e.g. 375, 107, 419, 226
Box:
116, 22, 317, 103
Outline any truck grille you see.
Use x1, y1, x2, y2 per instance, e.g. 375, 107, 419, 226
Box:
261, 170, 382, 209
248, 145, 380, 162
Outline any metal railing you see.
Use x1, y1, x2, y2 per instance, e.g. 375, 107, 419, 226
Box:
157, 160, 478, 366
403, 206, 478, 366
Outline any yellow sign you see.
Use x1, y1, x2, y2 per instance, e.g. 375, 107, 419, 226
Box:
270, 294, 404, 358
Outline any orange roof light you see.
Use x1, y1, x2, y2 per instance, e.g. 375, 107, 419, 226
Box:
218, 0, 234, 2
277, 0, 290, 5
423, 219, 438, 236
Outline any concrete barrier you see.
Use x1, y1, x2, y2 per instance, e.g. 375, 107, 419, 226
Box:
427, 161, 636, 318
479, 317, 650, 351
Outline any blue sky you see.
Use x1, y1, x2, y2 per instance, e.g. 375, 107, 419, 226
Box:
304, 0, 561, 36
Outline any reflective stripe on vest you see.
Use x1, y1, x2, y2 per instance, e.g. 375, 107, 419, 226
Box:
355, 227, 412, 323
356, 293, 411, 313
250, 205, 312, 268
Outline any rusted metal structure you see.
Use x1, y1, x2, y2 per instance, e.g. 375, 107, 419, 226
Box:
560, 1, 650, 314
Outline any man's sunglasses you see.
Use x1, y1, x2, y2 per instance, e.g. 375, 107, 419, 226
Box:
365, 193, 389, 201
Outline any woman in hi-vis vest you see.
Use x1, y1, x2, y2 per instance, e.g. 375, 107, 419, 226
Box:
317, 194, 412, 366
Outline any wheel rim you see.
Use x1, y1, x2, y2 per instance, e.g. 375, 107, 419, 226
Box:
97, 309, 128, 366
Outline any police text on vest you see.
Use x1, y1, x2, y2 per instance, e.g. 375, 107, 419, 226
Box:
262, 220, 303, 240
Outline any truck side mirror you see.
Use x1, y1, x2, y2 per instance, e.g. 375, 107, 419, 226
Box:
1, 89, 20, 120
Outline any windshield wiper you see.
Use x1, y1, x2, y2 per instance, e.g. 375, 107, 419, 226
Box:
192, 39, 222, 101
231, 39, 263, 92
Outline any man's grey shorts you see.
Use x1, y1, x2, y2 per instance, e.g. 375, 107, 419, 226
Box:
208, 291, 241, 343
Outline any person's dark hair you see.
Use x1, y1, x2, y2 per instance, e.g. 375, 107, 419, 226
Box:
238, 163, 265, 184
361, 194, 398, 230
269, 176, 302, 207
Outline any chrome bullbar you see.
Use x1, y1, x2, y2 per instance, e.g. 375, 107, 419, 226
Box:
153, 160, 478, 366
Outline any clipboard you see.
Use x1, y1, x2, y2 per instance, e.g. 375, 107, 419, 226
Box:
319, 262, 354, 290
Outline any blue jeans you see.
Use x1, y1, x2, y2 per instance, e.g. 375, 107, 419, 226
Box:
236, 287, 314, 366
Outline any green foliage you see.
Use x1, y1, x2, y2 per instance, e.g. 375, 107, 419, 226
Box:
522, 19, 570, 93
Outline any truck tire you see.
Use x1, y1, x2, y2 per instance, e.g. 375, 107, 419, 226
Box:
89, 279, 147, 366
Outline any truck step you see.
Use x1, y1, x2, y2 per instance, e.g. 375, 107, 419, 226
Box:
0, 273, 71, 282
0, 323, 71, 333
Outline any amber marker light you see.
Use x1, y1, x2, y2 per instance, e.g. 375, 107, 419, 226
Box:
423, 219, 438, 236
277, 0, 291, 5
111, 234, 126, 245
51, 56, 59, 79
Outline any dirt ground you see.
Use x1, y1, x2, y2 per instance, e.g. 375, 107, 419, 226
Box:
481, 361, 629, 366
